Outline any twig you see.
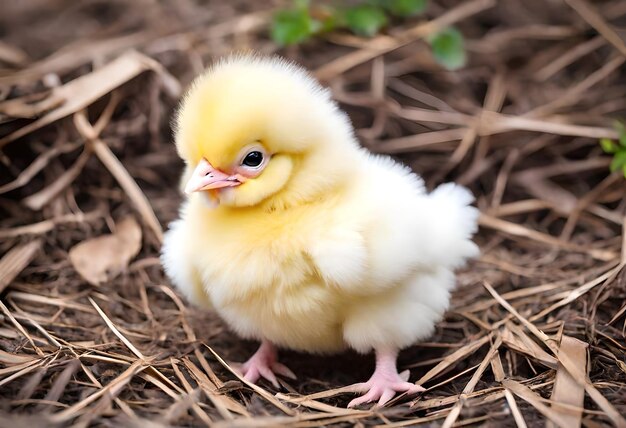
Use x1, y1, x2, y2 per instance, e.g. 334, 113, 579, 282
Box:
315, 0, 496, 80
564, 0, 626, 57
0, 240, 42, 293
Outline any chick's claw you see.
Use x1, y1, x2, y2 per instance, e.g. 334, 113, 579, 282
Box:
237, 341, 296, 388
348, 375, 425, 408
241, 360, 296, 388
347, 351, 425, 408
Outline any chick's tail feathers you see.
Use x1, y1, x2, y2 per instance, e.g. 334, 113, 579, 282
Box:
420, 183, 479, 269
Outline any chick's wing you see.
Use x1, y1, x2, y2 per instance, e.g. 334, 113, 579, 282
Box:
306, 155, 478, 296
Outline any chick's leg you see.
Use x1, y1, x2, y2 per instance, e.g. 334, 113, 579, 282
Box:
348, 348, 425, 408
239, 340, 296, 388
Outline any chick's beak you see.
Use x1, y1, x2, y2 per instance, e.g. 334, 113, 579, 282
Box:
184, 158, 242, 195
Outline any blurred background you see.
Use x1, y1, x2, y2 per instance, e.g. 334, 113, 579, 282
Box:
0, 1, 625, 426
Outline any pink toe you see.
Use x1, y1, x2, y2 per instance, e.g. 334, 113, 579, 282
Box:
259, 366, 279, 388
409, 384, 426, 394
393, 382, 425, 395
347, 368, 425, 407
238, 343, 295, 388
378, 389, 395, 406
347, 398, 361, 409
243, 368, 260, 384
398, 370, 410, 382
349, 382, 369, 393
272, 362, 297, 379
348, 390, 377, 408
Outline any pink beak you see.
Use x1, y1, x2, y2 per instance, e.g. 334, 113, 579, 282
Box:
184, 158, 242, 194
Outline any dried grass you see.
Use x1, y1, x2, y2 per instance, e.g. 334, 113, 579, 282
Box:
1, 0, 625, 426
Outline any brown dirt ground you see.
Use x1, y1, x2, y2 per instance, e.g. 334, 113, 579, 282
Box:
0, 0, 625, 426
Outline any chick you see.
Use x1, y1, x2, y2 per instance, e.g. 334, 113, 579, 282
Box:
161, 55, 479, 407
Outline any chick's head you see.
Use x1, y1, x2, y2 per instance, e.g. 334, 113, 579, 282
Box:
174, 55, 357, 209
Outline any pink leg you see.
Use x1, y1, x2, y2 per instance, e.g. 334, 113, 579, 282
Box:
348, 349, 425, 408
238, 340, 296, 388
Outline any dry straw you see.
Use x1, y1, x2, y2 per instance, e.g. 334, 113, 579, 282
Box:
0, 0, 625, 426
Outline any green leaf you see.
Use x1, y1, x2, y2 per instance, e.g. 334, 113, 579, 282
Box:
428, 27, 466, 70
609, 151, 626, 173
623, 163, 626, 178
271, 9, 318, 46
386, 0, 427, 17
600, 138, 618, 154
344, 5, 388, 37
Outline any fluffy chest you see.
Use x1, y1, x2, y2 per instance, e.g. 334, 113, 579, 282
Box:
186, 203, 349, 350
188, 199, 334, 304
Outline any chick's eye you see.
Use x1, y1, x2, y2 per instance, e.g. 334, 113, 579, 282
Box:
242, 151, 263, 168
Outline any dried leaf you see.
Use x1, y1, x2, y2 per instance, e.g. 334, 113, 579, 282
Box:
0, 50, 180, 149
69, 217, 142, 285
547, 336, 588, 428
0, 32, 151, 85
0, 240, 42, 294
501, 324, 558, 369
0, 350, 36, 365
490, 353, 527, 428
503, 379, 572, 428
0, 41, 29, 66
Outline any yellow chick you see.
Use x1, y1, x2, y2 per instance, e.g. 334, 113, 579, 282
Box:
161, 55, 479, 407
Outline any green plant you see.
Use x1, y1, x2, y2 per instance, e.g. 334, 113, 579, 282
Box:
343, 4, 388, 37
270, 0, 466, 71
386, 0, 428, 17
600, 122, 626, 178
427, 27, 466, 71
271, 8, 321, 46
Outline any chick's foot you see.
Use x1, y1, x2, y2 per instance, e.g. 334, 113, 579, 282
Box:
238, 340, 296, 388
348, 349, 425, 408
